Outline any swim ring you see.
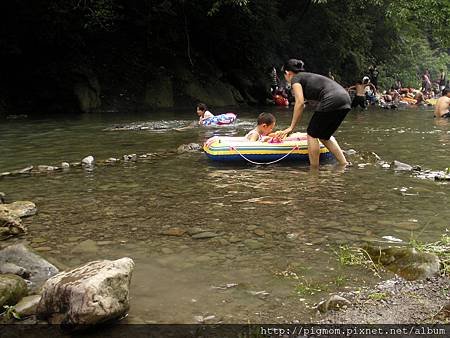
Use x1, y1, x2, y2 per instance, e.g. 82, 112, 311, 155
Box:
202, 113, 237, 126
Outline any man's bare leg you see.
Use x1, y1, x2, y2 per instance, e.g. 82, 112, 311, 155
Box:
320, 137, 348, 166
307, 135, 320, 168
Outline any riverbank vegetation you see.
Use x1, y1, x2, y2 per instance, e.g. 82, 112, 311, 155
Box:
1, 0, 449, 114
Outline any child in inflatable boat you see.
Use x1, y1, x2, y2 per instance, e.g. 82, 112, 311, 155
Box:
245, 113, 283, 142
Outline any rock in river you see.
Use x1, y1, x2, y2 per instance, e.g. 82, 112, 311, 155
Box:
37, 258, 134, 327
0, 274, 28, 308
317, 295, 351, 313
0, 201, 37, 217
0, 244, 59, 292
0, 209, 26, 238
364, 245, 440, 280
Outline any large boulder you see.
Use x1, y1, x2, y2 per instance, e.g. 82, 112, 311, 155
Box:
37, 258, 134, 327
0, 274, 28, 308
0, 244, 59, 292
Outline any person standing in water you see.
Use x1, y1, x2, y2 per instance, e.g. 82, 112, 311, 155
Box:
278, 59, 351, 167
434, 88, 450, 118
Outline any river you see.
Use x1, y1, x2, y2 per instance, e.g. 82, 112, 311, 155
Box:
0, 105, 448, 323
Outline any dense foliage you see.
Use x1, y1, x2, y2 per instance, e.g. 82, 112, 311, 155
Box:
0, 0, 448, 113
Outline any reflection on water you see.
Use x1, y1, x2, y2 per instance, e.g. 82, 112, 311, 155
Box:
0, 105, 448, 323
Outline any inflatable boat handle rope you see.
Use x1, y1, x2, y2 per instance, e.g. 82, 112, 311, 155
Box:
230, 145, 299, 165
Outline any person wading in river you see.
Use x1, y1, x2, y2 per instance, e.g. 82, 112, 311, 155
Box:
434, 88, 450, 118
277, 59, 351, 167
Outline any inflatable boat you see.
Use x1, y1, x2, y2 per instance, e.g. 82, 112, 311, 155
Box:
203, 132, 333, 164
202, 113, 237, 126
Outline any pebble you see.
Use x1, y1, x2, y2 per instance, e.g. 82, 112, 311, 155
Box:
161, 247, 174, 254
254, 229, 265, 237
161, 227, 186, 237
97, 240, 115, 246
81, 156, 95, 165
188, 227, 204, 235
31, 237, 47, 244
34, 246, 52, 252
229, 236, 241, 243
244, 239, 264, 250
191, 232, 219, 239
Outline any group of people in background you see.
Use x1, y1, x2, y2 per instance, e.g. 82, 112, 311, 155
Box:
269, 63, 449, 116
199, 60, 449, 168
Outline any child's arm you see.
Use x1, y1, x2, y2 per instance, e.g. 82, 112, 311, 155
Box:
246, 132, 259, 142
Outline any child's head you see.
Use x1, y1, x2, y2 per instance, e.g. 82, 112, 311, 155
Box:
196, 103, 208, 117
256, 112, 276, 134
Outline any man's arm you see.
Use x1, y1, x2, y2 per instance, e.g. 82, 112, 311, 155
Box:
278, 83, 305, 137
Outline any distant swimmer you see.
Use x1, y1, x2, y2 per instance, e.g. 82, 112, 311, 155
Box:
434, 88, 450, 118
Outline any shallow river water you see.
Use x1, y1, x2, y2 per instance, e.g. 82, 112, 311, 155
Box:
1, 105, 449, 323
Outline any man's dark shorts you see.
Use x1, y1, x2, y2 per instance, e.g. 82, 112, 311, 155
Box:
307, 108, 350, 140
351, 95, 366, 108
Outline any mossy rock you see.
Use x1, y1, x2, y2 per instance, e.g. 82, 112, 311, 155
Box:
0, 274, 28, 308
365, 245, 440, 280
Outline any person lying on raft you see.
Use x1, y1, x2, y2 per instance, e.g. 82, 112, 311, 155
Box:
434, 88, 450, 118
246, 113, 281, 142
196, 102, 214, 124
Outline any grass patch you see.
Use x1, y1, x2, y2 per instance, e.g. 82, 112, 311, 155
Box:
368, 292, 388, 301
295, 279, 328, 296
333, 275, 347, 287
334, 245, 382, 277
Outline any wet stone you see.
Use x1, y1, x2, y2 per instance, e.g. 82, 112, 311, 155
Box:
161, 247, 174, 254
350, 226, 367, 234
67, 236, 83, 242
71, 239, 98, 254
317, 295, 351, 313
229, 236, 241, 243
254, 229, 265, 237
14, 295, 41, 317
395, 221, 421, 231
191, 232, 218, 239
161, 227, 186, 237
34, 246, 52, 252
97, 241, 115, 246
0, 274, 28, 308
216, 238, 230, 246
31, 237, 47, 244
188, 227, 204, 235
244, 239, 264, 250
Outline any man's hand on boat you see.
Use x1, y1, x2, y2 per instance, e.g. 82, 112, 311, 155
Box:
275, 127, 293, 139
